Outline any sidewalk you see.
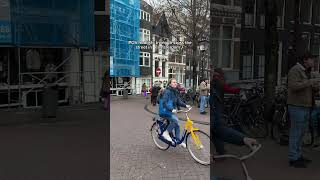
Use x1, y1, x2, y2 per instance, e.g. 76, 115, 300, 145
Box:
0, 103, 105, 126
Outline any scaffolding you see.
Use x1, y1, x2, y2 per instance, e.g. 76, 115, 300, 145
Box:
10, 0, 95, 47
0, 48, 106, 108
110, 0, 140, 77
0, 0, 103, 109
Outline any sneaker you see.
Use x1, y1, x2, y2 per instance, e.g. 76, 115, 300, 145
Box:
179, 142, 186, 148
200, 111, 207, 115
162, 131, 173, 143
289, 159, 307, 168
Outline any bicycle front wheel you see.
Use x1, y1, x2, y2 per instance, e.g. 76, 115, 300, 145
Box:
186, 130, 211, 165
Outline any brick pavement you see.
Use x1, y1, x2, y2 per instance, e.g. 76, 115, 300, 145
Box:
110, 97, 210, 180
111, 96, 320, 180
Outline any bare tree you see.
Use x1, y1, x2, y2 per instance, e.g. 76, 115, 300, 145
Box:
164, 0, 210, 91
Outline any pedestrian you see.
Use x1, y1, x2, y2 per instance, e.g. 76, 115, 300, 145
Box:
287, 52, 320, 168
99, 70, 110, 111
199, 78, 210, 114
158, 78, 191, 148
141, 83, 147, 98
210, 68, 258, 156
151, 83, 161, 106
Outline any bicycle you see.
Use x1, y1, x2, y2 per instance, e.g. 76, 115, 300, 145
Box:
223, 90, 268, 138
212, 143, 262, 180
150, 107, 211, 165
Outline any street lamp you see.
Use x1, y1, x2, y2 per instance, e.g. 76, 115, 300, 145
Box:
199, 44, 207, 80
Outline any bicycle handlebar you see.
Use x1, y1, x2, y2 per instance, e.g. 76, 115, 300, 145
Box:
214, 144, 262, 161
176, 107, 192, 113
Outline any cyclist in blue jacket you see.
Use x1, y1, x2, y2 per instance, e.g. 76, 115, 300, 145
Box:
159, 78, 191, 148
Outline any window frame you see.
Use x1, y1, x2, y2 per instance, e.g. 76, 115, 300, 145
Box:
300, 0, 312, 24
212, 25, 234, 70
139, 52, 151, 67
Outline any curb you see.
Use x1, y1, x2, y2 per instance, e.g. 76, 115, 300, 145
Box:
144, 104, 210, 126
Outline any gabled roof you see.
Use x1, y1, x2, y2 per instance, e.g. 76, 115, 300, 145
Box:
152, 12, 172, 38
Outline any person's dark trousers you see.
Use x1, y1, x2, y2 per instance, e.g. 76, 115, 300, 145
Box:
288, 105, 311, 161
211, 98, 245, 155
151, 96, 157, 105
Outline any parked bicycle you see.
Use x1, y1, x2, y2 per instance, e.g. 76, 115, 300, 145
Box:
223, 88, 268, 138
150, 107, 211, 165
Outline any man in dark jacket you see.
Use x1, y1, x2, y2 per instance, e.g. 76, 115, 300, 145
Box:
210, 68, 257, 155
151, 83, 161, 106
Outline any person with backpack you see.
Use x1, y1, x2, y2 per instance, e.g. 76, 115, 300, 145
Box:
158, 78, 191, 148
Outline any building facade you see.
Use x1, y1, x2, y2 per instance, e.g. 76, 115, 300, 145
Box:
133, 0, 153, 94
211, 0, 242, 82
110, 0, 140, 96
0, 0, 103, 108
240, 0, 320, 84
151, 13, 171, 88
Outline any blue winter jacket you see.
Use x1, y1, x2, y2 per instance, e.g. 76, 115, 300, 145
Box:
159, 86, 187, 117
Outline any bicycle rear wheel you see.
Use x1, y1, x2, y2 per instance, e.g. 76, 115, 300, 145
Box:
240, 113, 268, 138
186, 130, 210, 165
151, 122, 170, 150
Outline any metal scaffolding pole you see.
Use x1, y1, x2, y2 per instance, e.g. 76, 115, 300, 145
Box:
7, 49, 10, 109
93, 48, 97, 101
18, 48, 21, 108
79, 48, 84, 103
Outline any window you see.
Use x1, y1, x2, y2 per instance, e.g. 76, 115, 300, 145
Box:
140, 10, 150, 22
260, 15, 265, 28
155, 44, 159, 53
155, 61, 159, 76
255, 56, 265, 78
162, 62, 166, 77
139, 52, 150, 67
277, 16, 283, 28
301, 32, 310, 49
312, 34, 320, 56
212, 25, 234, 69
162, 44, 167, 55
313, 0, 320, 25
300, 0, 312, 24
245, 14, 254, 27
244, 0, 255, 27
144, 29, 150, 42
242, 56, 253, 80
140, 28, 150, 42
286, 0, 295, 22
234, 0, 241, 6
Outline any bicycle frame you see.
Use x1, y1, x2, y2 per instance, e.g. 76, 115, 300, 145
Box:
156, 107, 204, 149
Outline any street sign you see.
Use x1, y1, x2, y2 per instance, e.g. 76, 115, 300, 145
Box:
156, 67, 161, 76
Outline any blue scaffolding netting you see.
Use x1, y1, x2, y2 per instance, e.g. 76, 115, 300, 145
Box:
1, 0, 95, 47
110, 0, 140, 77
